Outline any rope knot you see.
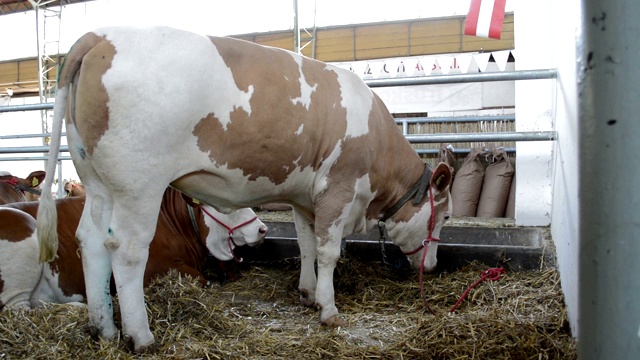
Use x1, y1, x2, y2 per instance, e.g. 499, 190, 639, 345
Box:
448, 267, 507, 313
482, 267, 506, 281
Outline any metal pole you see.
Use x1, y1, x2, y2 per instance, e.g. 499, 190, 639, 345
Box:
405, 131, 556, 143
416, 147, 515, 155
0, 133, 65, 140
365, 69, 557, 87
0, 146, 69, 154
395, 114, 516, 124
0, 103, 54, 112
0, 156, 72, 161
293, 0, 300, 53
579, 0, 640, 358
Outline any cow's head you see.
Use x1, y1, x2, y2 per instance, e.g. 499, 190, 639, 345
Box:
64, 180, 86, 197
387, 162, 453, 272
201, 205, 268, 261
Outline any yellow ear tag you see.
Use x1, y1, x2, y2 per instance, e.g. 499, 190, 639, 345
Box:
192, 198, 201, 205
436, 174, 445, 186
32, 177, 39, 187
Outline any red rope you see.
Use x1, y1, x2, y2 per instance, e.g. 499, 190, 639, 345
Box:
418, 189, 439, 315
448, 267, 506, 313
1, 177, 19, 186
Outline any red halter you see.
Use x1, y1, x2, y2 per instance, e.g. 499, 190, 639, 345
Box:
402, 187, 440, 315
402, 187, 440, 256
201, 207, 259, 263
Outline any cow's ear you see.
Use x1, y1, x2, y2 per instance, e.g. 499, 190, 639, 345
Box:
181, 192, 202, 208
27, 170, 46, 188
431, 162, 452, 195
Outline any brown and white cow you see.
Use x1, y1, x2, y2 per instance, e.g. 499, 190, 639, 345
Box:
36, 27, 452, 352
0, 187, 267, 309
0, 170, 46, 204
63, 180, 86, 197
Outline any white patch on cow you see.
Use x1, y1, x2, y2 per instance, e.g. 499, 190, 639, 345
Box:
327, 174, 376, 238
0, 236, 41, 309
96, 27, 253, 133
289, 54, 317, 110
331, 65, 373, 138
385, 192, 449, 272
295, 124, 304, 136
31, 267, 86, 307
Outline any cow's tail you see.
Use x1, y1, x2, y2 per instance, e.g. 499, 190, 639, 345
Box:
37, 86, 67, 262
38, 32, 105, 263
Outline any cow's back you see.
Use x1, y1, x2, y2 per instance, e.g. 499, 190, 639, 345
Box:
67, 27, 417, 215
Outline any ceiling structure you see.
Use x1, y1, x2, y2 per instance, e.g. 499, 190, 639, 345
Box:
0, 0, 93, 16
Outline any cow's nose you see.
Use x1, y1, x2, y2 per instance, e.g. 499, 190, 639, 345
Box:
259, 226, 268, 237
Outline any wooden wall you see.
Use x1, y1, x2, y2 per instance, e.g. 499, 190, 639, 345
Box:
233, 13, 514, 62
0, 14, 514, 97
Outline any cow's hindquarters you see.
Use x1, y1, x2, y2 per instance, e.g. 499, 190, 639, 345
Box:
0, 208, 43, 310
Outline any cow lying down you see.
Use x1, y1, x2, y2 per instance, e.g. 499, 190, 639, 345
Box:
0, 187, 267, 310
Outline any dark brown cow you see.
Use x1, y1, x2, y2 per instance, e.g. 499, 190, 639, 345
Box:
0, 171, 46, 204
0, 187, 267, 309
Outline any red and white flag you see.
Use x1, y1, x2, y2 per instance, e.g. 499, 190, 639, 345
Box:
464, 0, 507, 39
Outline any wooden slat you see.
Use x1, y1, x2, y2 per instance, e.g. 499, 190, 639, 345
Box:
1, 15, 516, 97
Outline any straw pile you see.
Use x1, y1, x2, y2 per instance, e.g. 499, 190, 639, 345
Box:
0, 257, 575, 359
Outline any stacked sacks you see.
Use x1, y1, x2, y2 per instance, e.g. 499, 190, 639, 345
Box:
505, 172, 516, 218
450, 148, 486, 217
476, 147, 515, 218
448, 146, 516, 219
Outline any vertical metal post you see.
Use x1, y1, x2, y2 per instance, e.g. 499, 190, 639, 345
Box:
579, 0, 640, 358
293, 0, 300, 53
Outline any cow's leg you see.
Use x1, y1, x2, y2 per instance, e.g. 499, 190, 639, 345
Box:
293, 210, 317, 307
108, 194, 163, 352
312, 198, 351, 327
76, 191, 117, 340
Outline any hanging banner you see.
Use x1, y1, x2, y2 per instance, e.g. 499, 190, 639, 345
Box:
464, 0, 507, 39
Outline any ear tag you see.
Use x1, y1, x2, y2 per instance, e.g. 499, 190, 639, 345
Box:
192, 198, 201, 205
436, 174, 445, 186
32, 177, 39, 187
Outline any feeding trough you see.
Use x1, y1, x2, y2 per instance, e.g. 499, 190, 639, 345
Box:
238, 214, 554, 272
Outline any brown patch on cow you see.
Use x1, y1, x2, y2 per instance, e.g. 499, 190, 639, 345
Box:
63, 33, 115, 156
193, 37, 348, 185
145, 188, 211, 287
0, 181, 26, 205
0, 208, 35, 242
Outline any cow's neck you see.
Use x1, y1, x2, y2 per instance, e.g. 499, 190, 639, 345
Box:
366, 153, 429, 222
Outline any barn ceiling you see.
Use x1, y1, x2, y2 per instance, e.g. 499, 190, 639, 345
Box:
0, 0, 94, 16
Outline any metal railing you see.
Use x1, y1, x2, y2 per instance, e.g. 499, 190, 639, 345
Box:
0, 69, 558, 160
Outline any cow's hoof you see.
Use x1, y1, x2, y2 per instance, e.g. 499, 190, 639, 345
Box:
87, 325, 101, 341
321, 315, 347, 327
299, 289, 316, 307
123, 334, 157, 353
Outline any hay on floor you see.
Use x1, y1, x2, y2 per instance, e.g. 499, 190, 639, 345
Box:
0, 258, 575, 359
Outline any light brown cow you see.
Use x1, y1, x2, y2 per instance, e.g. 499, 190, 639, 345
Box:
36, 27, 453, 352
0, 187, 267, 309
0, 170, 46, 204
63, 180, 86, 197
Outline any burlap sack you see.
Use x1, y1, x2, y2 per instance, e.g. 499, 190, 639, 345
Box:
476, 148, 514, 218
438, 144, 456, 177
451, 148, 486, 217
505, 172, 516, 218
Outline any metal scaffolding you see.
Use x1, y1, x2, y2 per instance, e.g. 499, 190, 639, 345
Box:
28, 0, 63, 147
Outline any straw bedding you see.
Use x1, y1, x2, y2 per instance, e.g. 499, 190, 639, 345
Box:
0, 254, 574, 359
